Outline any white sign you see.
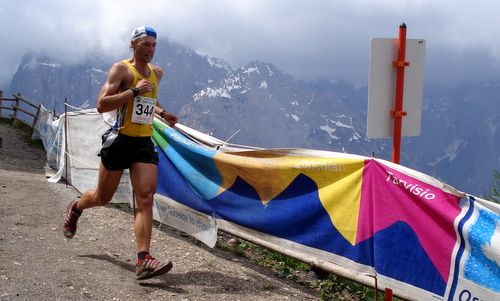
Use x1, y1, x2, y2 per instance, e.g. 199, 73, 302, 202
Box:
367, 38, 426, 138
153, 195, 218, 248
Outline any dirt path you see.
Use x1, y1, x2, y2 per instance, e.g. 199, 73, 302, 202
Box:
0, 122, 319, 301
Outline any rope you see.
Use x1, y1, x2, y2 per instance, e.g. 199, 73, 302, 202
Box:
64, 103, 87, 111
173, 124, 261, 151
63, 151, 99, 169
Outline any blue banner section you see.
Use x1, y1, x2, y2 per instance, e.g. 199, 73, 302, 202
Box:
156, 126, 221, 199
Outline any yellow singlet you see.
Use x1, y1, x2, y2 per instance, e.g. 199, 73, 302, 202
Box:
117, 60, 158, 137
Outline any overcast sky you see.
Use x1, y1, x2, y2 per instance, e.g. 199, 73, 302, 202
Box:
1, 0, 499, 88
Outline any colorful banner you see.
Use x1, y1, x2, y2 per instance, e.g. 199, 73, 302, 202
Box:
152, 120, 500, 300
32, 111, 499, 300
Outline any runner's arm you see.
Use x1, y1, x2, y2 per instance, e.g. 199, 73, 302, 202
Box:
96, 63, 150, 113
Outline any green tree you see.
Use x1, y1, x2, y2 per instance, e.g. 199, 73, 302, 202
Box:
485, 170, 500, 204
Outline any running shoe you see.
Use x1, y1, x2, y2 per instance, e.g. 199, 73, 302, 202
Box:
63, 200, 81, 238
136, 254, 173, 280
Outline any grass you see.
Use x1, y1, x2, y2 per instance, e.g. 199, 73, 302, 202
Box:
219, 237, 404, 300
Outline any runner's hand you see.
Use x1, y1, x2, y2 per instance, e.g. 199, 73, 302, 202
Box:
136, 79, 153, 94
161, 112, 178, 127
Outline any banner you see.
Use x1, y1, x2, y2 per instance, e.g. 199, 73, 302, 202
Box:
33, 110, 500, 300
32, 105, 63, 171
151, 119, 500, 300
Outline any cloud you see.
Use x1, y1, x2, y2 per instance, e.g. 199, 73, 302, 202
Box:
1, 0, 499, 88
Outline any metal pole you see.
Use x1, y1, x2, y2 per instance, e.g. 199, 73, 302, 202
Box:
64, 98, 68, 187
391, 23, 409, 164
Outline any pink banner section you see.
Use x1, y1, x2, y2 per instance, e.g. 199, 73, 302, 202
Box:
357, 159, 462, 281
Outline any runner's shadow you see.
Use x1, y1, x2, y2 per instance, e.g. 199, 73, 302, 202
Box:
137, 275, 188, 294
78, 254, 187, 294
139, 270, 270, 295
78, 254, 135, 272
78, 254, 271, 295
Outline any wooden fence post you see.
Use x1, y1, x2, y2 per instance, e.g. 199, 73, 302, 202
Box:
13, 92, 21, 122
0, 90, 3, 117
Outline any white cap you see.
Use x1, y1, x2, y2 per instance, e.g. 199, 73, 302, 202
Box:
131, 26, 157, 41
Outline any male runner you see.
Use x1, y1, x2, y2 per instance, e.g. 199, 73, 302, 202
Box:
63, 26, 178, 280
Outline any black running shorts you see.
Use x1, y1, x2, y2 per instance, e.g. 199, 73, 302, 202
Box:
99, 133, 159, 171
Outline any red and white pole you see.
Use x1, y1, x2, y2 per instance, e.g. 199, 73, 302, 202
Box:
391, 23, 409, 164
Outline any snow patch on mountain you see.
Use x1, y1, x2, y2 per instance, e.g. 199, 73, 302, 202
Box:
288, 114, 300, 122
91, 68, 106, 74
349, 131, 361, 142
194, 73, 247, 100
39, 62, 61, 68
320, 124, 339, 140
205, 56, 231, 71
331, 119, 352, 129
224, 74, 243, 90
266, 65, 274, 77
428, 138, 467, 166
194, 87, 232, 100
243, 66, 259, 76
88, 68, 106, 86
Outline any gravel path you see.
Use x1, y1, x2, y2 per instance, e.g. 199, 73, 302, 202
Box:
0, 121, 319, 301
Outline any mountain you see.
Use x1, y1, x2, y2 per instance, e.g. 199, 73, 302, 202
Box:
6, 38, 499, 196
404, 83, 499, 195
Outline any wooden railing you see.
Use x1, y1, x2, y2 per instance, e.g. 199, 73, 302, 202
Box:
0, 90, 40, 128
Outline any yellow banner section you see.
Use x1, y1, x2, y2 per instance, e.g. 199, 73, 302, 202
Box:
214, 150, 365, 245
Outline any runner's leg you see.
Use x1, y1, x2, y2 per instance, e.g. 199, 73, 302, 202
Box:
129, 162, 157, 253
77, 163, 124, 210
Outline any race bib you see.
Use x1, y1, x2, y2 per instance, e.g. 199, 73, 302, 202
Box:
131, 96, 157, 125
